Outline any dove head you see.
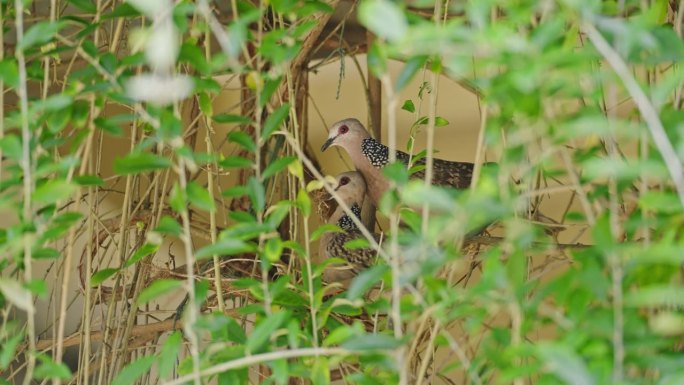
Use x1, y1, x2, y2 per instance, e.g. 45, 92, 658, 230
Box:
333, 171, 366, 208
321, 118, 371, 153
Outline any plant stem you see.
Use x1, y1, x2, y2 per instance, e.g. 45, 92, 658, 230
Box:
15, 0, 37, 382
584, 22, 684, 207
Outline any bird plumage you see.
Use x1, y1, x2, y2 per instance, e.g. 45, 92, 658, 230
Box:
321, 118, 477, 206
318, 171, 381, 283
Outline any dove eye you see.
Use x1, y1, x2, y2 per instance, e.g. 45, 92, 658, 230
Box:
339, 125, 349, 134
339, 176, 350, 186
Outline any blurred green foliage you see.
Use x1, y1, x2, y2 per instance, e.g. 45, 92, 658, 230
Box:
1, 0, 683, 384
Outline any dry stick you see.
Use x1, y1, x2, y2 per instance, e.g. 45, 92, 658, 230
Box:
0, 1, 4, 185
366, 31, 381, 232
36, 317, 189, 351
560, 147, 596, 225
406, 308, 438, 381
605, 65, 625, 384
421, 0, 443, 234
284, 74, 320, 348
380, 74, 408, 385
14, 0, 38, 382
175, 155, 202, 385
54, 4, 105, 384
674, 0, 684, 108
161, 347, 349, 385
415, 320, 441, 385
97, 120, 139, 385
469, 105, 488, 189
254, 2, 273, 322
203, 30, 225, 313
584, 23, 684, 207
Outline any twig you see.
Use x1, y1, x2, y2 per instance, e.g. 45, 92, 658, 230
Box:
161, 347, 350, 385
584, 22, 684, 207
14, 0, 38, 382
35, 318, 195, 351
464, 235, 589, 250
380, 73, 407, 385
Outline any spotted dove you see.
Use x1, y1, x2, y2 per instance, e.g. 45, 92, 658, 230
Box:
318, 171, 382, 283
321, 118, 477, 206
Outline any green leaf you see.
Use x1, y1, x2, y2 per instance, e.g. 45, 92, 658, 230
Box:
347, 265, 388, 301
0, 59, 19, 88
396, 56, 428, 91
125, 243, 159, 268
259, 76, 282, 108
114, 153, 172, 175
74, 174, 105, 186
111, 356, 155, 385
169, 182, 187, 213
25, 279, 48, 297
323, 325, 358, 347
222, 185, 249, 198
228, 131, 256, 152
262, 104, 290, 138
625, 285, 684, 308
34, 355, 72, 380
263, 237, 283, 263
213, 114, 252, 124
219, 155, 253, 169
225, 316, 248, 344
33, 180, 76, 206
311, 357, 331, 385
42, 212, 83, 241
639, 191, 682, 214
0, 330, 23, 370
0, 135, 22, 162
157, 331, 182, 378
296, 188, 311, 217
401, 99, 415, 113
0, 278, 34, 314
187, 181, 216, 212
32, 248, 60, 259
46, 106, 71, 133
311, 224, 343, 242
342, 333, 401, 351
343, 238, 371, 250
95, 116, 124, 136
265, 201, 292, 228
178, 44, 211, 75
358, 0, 407, 42
413, 116, 450, 127
248, 176, 266, 212
154, 216, 182, 236
35, 93, 73, 112
90, 268, 119, 286
246, 311, 288, 353
262, 156, 296, 180
536, 343, 595, 385
18, 21, 67, 51
68, 0, 97, 12
195, 238, 255, 260
137, 279, 184, 305
270, 358, 289, 385
198, 92, 212, 116
383, 162, 410, 185
367, 41, 388, 76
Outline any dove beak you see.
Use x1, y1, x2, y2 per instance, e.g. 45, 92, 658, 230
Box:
321, 136, 336, 152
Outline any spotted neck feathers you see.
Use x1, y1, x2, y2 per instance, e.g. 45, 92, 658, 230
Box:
337, 203, 362, 231
361, 138, 410, 168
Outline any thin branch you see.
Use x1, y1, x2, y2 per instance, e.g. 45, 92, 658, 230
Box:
14, 0, 38, 382
584, 22, 684, 207
161, 348, 349, 385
